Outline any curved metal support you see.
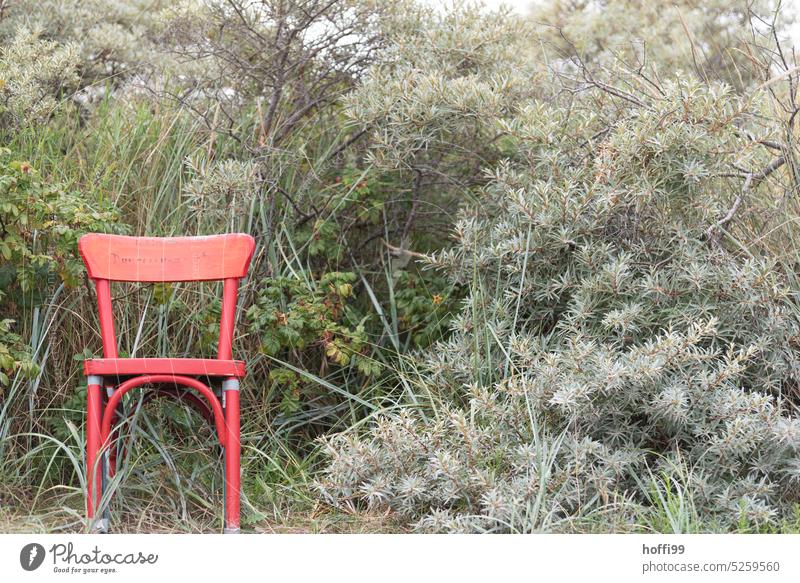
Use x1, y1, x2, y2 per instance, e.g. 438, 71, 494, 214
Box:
106, 386, 218, 477
101, 375, 227, 447
140, 388, 217, 426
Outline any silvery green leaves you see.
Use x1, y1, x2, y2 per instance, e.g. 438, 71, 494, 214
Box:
320, 15, 800, 531
183, 158, 257, 230
0, 29, 79, 129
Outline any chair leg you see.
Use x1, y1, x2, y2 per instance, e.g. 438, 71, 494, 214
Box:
222, 379, 241, 533
86, 375, 107, 533
105, 384, 119, 478
102, 384, 116, 529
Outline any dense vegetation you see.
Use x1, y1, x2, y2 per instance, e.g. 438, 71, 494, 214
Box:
2, 0, 800, 533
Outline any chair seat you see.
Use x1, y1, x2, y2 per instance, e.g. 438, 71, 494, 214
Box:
84, 358, 245, 378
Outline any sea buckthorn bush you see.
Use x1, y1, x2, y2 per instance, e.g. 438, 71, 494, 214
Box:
319, 66, 800, 531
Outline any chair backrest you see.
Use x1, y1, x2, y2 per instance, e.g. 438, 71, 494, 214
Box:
79, 233, 255, 282
78, 234, 256, 360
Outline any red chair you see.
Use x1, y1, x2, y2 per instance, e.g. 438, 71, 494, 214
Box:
78, 233, 255, 533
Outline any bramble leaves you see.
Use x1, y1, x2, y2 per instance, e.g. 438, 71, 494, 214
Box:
0, 153, 123, 385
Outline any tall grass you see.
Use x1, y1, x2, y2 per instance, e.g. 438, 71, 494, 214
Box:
8, 83, 800, 534
0, 93, 425, 532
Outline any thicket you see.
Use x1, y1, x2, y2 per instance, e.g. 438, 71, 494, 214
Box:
320, 77, 800, 531
2, 0, 800, 533
318, 1, 800, 531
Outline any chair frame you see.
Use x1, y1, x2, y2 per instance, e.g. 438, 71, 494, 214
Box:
78, 233, 255, 533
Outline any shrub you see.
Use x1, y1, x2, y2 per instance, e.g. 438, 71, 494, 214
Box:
0, 29, 79, 129
0, 150, 122, 386
319, 74, 800, 531
342, 2, 539, 243
531, 0, 782, 90
247, 271, 379, 415
394, 270, 460, 349
2, 1, 172, 81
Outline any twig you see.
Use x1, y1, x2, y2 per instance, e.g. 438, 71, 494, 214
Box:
382, 240, 427, 260
706, 155, 786, 240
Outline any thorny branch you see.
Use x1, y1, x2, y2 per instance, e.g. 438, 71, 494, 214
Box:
706, 155, 787, 241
